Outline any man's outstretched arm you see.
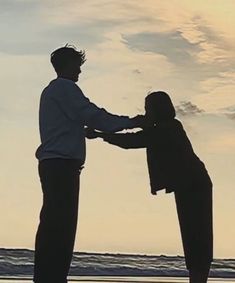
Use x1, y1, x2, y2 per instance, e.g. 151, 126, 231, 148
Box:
55, 80, 146, 132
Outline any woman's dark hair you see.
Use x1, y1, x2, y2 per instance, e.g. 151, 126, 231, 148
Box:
145, 91, 176, 122
50, 44, 86, 73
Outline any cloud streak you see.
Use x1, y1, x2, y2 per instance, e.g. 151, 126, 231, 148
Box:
221, 105, 235, 120
123, 31, 202, 66
176, 101, 205, 117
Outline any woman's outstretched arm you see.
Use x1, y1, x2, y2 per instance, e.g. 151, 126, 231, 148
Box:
86, 129, 147, 149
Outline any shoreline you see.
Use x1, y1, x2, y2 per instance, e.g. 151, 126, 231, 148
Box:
1, 249, 234, 280
0, 276, 234, 282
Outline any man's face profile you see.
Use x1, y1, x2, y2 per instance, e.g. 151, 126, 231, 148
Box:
64, 59, 82, 82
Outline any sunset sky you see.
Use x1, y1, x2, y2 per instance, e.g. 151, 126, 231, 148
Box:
0, 0, 235, 259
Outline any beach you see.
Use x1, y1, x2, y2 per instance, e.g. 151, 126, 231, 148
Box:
0, 277, 234, 283
1, 249, 234, 282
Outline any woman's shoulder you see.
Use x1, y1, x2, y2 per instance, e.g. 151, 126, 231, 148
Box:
155, 119, 183, 130
143, 119, 184, 136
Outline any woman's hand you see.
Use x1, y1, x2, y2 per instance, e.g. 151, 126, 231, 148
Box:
131, 115, 154, 128
85, 128, 101, 139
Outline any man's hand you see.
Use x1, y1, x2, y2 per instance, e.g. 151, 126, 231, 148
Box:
85, 128, 101, 139
131, 115, 153, 128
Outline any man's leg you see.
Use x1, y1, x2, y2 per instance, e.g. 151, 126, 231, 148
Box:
174, 184, 213, 283
34, 159, 81, 283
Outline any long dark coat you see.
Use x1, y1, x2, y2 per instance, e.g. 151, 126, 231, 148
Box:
101, 119, 213, 269
102, 119, 212, 194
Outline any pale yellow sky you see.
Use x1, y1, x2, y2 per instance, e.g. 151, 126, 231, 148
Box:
0, 1, 235, 258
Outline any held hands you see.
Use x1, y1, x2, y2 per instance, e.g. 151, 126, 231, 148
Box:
85, 128, 102, 139
85, 115, 152, 139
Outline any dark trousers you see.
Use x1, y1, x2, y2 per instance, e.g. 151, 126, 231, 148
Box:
174, 181, 213, 271
34, 158, 82, 283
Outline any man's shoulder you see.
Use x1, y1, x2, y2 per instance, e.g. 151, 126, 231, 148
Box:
49, 78, 77, 88
57, 78, 83, 93
43, 78, 82, 96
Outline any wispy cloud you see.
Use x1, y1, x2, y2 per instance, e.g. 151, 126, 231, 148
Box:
177, 16, 231, 65
176, 101, 205, 117
123, 31, 202, 66
221, 105, 235, 120
192, 71, 235, 112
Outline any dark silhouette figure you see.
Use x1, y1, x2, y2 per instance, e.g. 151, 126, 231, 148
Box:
86, 91, 213, 283
34, 45, 146, 283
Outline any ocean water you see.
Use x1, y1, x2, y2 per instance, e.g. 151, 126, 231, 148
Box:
0, 249, 234, 281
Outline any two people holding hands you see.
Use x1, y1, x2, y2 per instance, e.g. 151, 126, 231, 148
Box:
34, 45, 213, 283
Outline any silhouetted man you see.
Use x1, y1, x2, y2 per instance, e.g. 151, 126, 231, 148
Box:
34, 45, 145, 283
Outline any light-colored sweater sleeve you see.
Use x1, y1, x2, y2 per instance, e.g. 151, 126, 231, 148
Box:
54, 80, 137, 133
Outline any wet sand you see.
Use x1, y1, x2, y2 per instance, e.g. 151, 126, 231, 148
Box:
0, 276, 234, 283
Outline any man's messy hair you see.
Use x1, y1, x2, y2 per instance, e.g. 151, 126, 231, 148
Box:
50, 44, 86, 73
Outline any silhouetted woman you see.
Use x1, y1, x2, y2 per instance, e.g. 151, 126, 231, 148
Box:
86, 91, 213, 283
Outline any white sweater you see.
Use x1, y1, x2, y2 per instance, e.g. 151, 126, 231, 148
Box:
35, 78, 136, 163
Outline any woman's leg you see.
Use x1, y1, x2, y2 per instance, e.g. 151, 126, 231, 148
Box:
174, 184, 213, 283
